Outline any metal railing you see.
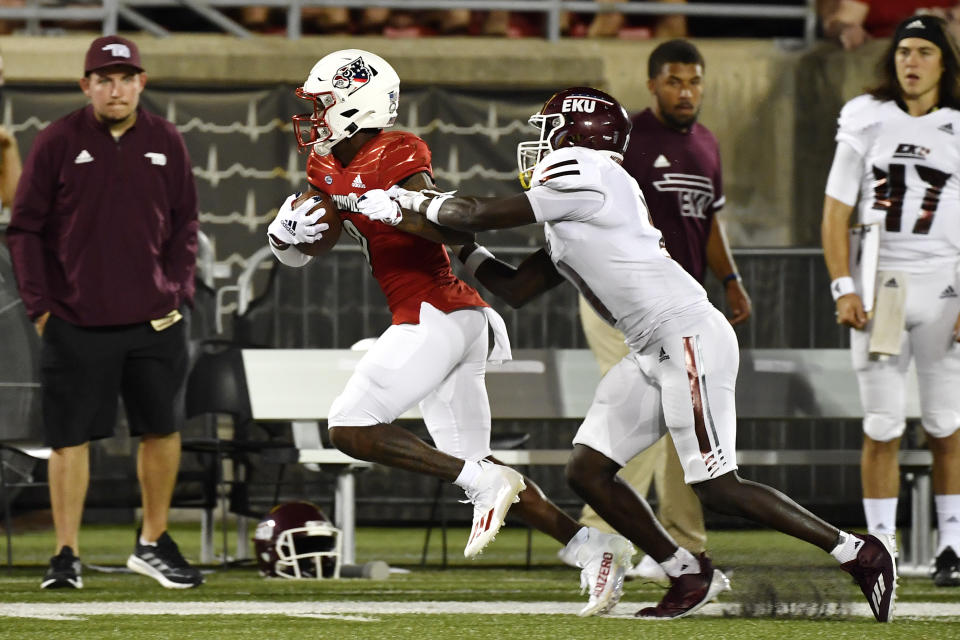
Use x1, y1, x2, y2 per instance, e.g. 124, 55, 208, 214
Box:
0, 0, 818, 44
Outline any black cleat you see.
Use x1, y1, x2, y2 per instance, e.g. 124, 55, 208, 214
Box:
933, 546, 960, 587
126, 530, 204, 589
41, 546, 83, 589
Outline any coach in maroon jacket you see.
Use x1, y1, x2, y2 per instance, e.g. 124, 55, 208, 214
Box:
577, 39, 752, 581
6, 35, 202, 590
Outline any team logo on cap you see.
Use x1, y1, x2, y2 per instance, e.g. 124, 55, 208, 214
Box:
102, 43, 132, 59
332, 57, 374, 95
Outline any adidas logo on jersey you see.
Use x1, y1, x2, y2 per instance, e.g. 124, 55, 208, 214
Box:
74, 149, 94, 164
653, 154, 670, 168
939, 122, 955, 135
351, 175, 366, 189
658, 347, 670, 363
942, 285, 959, 299
884, 278, 899, 288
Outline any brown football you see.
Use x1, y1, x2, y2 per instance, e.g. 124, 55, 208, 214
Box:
292, 188, 342, 256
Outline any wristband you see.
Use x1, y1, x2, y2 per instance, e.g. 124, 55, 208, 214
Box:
830, 276, 856, 301
425, 194, 453, 224
463, 244, 496, 276
722, 272, 741, 286
268, 233, 290, 250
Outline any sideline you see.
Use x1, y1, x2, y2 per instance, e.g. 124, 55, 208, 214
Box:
2, 600, 959, 621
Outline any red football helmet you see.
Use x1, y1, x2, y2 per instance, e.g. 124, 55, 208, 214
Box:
517, 86, 631, 187
253, 501, 342, 579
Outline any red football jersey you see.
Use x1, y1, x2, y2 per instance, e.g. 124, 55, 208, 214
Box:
306, 130, 487, 325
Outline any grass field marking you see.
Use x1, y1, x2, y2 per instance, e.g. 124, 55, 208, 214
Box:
3, 600, 960, 620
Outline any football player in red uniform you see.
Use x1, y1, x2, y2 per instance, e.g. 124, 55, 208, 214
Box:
266, 50, 634, 615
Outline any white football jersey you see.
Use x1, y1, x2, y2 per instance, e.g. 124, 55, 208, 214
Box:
525, 146, 710, 351
837, 94, 960, 272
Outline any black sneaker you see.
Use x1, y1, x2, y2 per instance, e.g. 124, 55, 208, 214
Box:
933, 546, 960, 587
126, 530, 204, 589
41, 546, 82, 589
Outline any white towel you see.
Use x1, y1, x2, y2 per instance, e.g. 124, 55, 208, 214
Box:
849, 223, 880, 313
482, 306, 512, 364
868, 270, 907, 358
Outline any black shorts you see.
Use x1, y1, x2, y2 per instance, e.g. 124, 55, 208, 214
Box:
39, 316, 188, 449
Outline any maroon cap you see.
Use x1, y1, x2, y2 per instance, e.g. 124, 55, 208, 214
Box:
84, 35, 144, 75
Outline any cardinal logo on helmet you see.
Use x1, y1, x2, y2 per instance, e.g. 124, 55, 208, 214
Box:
332, 57, 374, 95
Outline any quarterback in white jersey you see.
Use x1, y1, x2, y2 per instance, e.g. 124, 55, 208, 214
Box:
821, 14, 960, 588
358, 86, 897, 622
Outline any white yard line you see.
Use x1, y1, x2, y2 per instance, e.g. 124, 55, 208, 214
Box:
1, 600, 959, 621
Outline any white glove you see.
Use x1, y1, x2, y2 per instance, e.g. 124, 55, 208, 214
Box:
268, 193, 330, 246
356, 186, 402, 226
394, 187, 428, 212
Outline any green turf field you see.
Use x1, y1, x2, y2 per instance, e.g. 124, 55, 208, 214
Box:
1, 522, 958, 639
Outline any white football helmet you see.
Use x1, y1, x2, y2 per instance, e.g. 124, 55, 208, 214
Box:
293, 49, 400, 156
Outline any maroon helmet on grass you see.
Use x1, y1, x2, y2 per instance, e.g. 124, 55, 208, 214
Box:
517, 86, 631, 187
253, 501, 342, 579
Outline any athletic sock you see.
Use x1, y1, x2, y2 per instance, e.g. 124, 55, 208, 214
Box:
935, 494, 960, 555
830, 531, 860, 564
863, 497, 898, 536
139, 536, 158, 547
454, 459, 484, 490
660, 547, 700, 578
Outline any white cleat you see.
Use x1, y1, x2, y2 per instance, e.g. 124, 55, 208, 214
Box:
626, 553, 669, 583
463, 462, 526, 558
560, 527, 635, 617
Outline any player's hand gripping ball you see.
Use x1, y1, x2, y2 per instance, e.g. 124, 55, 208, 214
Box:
268, 188, 342, 256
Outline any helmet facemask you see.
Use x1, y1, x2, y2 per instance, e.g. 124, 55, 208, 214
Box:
273, 520, 342, 579
517, 112, 565, 189
292, 89, 339, 154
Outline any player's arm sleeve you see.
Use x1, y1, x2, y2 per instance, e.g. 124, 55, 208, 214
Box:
5, 130, 57, 320
526, 149, 605, 223
163, 129, 199, 307
526, 186, 604, 223
381, 134, 433, 186
824, 141, 862, 207
711, 144, 725, 212
834, 95, 874, 157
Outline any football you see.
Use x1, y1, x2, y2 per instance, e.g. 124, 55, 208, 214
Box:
292, 188, 342, 256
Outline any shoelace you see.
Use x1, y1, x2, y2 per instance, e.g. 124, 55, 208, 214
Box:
154, 538, 190, 569
51, 553, 78, 573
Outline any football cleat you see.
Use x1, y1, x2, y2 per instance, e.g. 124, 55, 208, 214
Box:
558, 528, 635, 616
41, 546, 82, 589
635, 553, 730, 620
840, 533, 897, 622
932, 546, 960, 587
626, 553, 669, 583
462, 462, 526, 558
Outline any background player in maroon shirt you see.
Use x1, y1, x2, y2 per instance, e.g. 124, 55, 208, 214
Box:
266, 49, 634, 616
577, 39, 751, 581
6, 36, 202, 590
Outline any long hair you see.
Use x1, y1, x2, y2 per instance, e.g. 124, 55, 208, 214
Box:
868, 16, 960, 110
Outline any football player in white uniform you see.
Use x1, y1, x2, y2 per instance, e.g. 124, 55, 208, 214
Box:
357, 86, 897, 622
822, 15, 960, 588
